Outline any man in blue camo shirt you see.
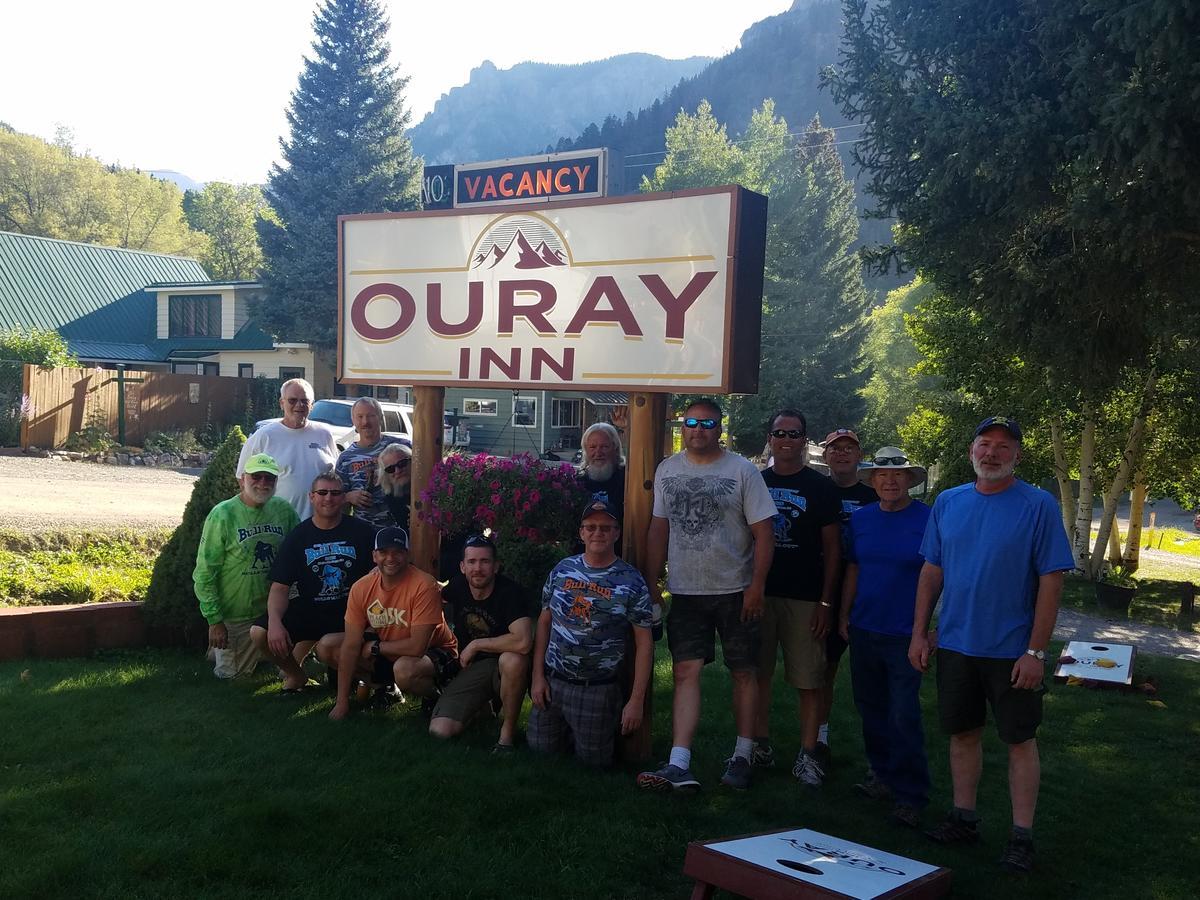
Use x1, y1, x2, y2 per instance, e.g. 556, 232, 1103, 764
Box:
529, 500, 654, 766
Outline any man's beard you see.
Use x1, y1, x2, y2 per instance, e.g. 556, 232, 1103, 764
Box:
587, 459, 615, 482
385, 476, 411, 497
972, 457, 1015, 482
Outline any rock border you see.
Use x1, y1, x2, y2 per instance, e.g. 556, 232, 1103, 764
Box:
23, 446, 213, 468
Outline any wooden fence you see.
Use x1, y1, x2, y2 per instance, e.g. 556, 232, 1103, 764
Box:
20, 365, 258, 449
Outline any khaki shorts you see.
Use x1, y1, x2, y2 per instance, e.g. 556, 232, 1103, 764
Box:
758, 596, 826, 690
208, 618, 261, 679
432, 656, 502, 723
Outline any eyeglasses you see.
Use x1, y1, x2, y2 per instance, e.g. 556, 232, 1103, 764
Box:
248, 472, 276, 482
284, 397, 311, 406
770, 429, 804, 439
383, 460, 410, 474
873, 455, 909, 466
581, 524, 617, 533
683, 417, 719, 430
312, 488, 344, 497
826, 444, 858, 454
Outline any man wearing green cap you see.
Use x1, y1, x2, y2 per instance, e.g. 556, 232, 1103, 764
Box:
194, 453, 300, 678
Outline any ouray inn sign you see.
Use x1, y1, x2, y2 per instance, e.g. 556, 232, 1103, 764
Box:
338, 186, 767, 394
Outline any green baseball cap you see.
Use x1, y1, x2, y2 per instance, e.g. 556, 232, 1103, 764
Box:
244, 453, 280, 476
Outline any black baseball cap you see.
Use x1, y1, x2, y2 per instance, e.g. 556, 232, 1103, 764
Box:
974, 415, 1023, 443
580, 500, 619, 524
374, 526, 410, 551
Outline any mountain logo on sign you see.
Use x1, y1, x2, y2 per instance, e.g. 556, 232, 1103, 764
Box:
470, 215, 569, 270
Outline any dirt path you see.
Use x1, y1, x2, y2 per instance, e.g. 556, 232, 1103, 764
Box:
1054, 607, 1199, 662
0, 456, 197, 532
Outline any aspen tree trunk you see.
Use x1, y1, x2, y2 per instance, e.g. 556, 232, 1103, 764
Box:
1121, 473, 1148, 573
1089, 371, 1158, 580
1050, 417, 1076, 544
1072, 406, 1096, 571
1107, 518, 1123, 565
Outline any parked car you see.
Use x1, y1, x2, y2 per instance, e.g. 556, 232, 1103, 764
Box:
254, 398, 470, 452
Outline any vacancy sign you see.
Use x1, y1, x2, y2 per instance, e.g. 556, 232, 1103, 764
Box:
338, 186, 766, 393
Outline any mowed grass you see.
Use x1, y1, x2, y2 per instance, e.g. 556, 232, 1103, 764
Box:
0, 529, 169, 608
1061, 568, 1199, 634
2, 644, 1198, 899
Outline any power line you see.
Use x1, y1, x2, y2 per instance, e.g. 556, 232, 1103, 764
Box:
620, 122, 867, 162
623, 136, 866, 171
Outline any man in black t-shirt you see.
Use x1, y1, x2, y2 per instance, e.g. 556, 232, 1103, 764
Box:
818, 428, 880, 766
752, 410, 842, 788
249, 472, 377, 692
430, 535, 533, 751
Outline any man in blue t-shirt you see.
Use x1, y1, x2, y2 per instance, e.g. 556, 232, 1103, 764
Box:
909, 416, 1074, 872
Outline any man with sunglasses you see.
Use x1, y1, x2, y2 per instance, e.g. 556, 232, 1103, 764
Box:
335, 397, 411, 529
431, 534, 533, 752
530, 500, 653, 766
909, 416, 1073, 872
237, 378, 338, 520
751, 411, 842, 788
638, 399, 777, 792
815, 428, 879, 768
194, 453, 299, 679
248, 472, 377, 693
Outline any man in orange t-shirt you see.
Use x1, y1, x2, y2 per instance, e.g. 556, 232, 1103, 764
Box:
328, 527, 457, 720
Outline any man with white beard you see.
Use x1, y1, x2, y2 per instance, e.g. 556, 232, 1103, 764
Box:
578, 423, 625, 555
376, 442, 413, 531
908, 416, 1073, 873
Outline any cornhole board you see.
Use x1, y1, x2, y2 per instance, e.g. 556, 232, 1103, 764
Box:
683, 828, 951, 899
1053, 640, 1136, 687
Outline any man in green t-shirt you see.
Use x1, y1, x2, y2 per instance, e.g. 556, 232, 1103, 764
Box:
194, 453, 300, 678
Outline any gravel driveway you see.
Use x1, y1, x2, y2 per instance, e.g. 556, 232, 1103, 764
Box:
0, 455, 198, 532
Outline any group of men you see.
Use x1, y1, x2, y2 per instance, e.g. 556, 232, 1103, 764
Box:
196, 381, 1071, 871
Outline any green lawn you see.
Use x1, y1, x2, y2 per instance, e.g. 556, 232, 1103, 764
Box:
1061, 569, 1198, 634
3, 644, 1198, 899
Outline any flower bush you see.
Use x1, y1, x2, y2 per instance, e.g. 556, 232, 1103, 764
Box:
421, 452, 588, 591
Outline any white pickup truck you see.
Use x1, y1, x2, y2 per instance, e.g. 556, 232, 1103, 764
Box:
255, 398, 470, 452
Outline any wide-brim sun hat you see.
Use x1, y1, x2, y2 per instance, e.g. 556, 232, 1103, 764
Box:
859, 446, 927, 488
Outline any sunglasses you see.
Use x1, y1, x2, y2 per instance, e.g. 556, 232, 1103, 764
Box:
581, 523, 617, 533
312, 488, 344, 497
383, 460, 411, 473
284, 398, 311, 406
770, 429, 805, 439
873, 455, 909, 466
683, 417, 719, 430
248, 472, 277, 482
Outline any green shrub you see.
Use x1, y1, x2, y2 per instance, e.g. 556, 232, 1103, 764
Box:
63, 406, 117, 453
143, 429, 202, 456
0, 538, 159, 607
143, 426, 245, 638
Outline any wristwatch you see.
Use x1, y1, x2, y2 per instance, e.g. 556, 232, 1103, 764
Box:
370, 639, 381, 658
1025, 648, 1045, 661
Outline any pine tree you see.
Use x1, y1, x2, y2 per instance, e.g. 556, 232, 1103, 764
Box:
256, 0, 421, 346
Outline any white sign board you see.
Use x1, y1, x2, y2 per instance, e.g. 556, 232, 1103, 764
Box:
1055, 640, 1135, 685
338, 187, 766, 393
706, 828, 939, 899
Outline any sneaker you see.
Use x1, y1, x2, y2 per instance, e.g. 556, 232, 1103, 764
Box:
720, 756, 753, 790
854, 773, 893, 802
889, 803, 922, 829
369, 685, 403, 710
491, 742, 516, 757
637, 763, 701, 792
925, 811, 982, 844
1000, 836, 1035, 872
751, 742, 775, 769
792, 749, 825, 788
813, 741, 832, 770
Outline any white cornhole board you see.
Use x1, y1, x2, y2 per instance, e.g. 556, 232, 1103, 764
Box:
701, 828, 943, 899
1054, 640, 1136, 686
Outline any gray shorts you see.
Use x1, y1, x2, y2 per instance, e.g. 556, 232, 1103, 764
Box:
527, 675, 622, 766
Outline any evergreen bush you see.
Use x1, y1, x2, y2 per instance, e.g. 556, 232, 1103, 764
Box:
143, 426, 245, 639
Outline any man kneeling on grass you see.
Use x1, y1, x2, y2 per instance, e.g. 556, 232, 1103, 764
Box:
528, 500, 653, 766
248, 472, 376, 693
195, 453, 299, 679
429, 534, 533, 752
328, 527, 458, 720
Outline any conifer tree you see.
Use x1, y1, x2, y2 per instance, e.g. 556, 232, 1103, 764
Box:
256, 0, 421, 345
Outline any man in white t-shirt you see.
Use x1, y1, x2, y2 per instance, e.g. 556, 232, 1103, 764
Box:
637, 398, 776, 793
237, 378, 338, 520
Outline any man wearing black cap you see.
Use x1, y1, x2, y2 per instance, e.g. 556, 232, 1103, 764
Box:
327, 526, 458, 720
528, 500, 654, 766
909, 416, 1074, 872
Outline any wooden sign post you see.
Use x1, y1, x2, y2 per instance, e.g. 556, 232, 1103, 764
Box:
409, 385, 444, 576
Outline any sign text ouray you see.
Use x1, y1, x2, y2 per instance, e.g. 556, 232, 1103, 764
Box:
349, 271, 718, 382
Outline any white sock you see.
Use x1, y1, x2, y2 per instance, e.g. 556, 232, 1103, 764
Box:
818, 723, 830, 744
669, 746, 692, 771
734, 736, 755, 761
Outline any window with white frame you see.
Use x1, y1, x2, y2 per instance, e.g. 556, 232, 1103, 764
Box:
551, 398, 581, 429
464, 398, 498, 416
513, 397, 537, 427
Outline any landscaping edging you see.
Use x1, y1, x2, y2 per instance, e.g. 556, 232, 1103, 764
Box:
23, 447, 213, 468
0, 601, 189, 661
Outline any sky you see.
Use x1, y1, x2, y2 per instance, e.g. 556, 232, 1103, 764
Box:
1, 0, 794, 185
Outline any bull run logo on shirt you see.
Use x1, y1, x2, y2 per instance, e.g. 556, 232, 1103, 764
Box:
366, 599, 408, 630
767, 488, 808, 548
305, 541, 358, 602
